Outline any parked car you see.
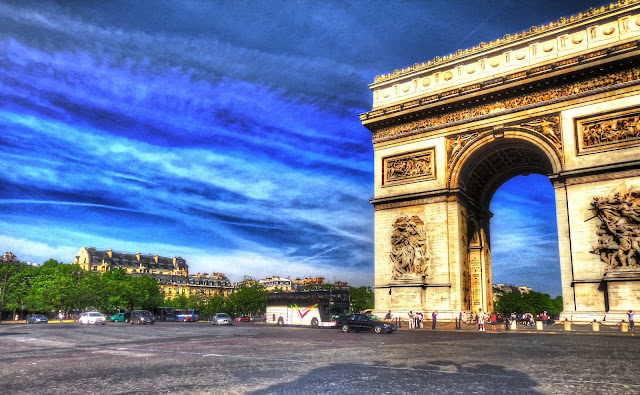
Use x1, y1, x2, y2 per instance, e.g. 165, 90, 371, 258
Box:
130, 310, 155, 325
235, 315, 251, 322
25, 314, 48, 324
212, 313, 232, 326
250, 315, 265, 322
109, 313, 126, 322
338, 313, 397, 334
79, 312, 106, 325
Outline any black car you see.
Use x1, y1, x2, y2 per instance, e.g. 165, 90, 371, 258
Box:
339, 313, 397, 334
130, 310, 155, 325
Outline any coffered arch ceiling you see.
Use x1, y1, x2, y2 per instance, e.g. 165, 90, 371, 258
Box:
455, 135, 556, 210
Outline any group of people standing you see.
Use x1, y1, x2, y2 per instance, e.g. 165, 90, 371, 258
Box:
384, 310, 439, 329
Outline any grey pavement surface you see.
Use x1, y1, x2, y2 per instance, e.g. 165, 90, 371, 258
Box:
0, 320, 638, 394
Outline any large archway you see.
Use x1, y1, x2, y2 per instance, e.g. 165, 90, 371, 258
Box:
448, 130, 561, 314
363, 3, 640, 322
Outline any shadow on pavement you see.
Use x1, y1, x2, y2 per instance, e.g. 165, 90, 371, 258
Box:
248, 360, 541, 394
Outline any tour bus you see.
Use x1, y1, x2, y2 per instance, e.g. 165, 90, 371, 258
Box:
174, 309, 200, 322
266, 289, 350, 328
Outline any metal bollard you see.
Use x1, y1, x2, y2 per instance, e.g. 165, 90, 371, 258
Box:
563, 320, 572, 331
536, 321, 543, 331
592, 321, 600, 332
621, 321, 629, 332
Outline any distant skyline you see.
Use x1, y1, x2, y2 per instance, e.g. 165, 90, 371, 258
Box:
0, 0, 605, 296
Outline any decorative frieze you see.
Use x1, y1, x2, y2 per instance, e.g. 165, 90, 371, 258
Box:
372, 67, 640, 143
576, 108, 640, 154
382, 148, 435, 187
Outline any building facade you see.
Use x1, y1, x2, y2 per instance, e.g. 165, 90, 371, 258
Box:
73, 247, 232, 299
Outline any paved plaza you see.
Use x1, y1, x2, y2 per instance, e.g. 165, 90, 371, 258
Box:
0, 321, 638, 394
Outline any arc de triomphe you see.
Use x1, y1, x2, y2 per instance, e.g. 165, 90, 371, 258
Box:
361, 1, 640, 322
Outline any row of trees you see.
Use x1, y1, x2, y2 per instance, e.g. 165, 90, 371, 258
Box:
1, 259, 375, 321
494, 291, 563, 317
0, 259, 163, 320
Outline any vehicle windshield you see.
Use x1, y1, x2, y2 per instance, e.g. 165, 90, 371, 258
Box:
216, 314, 229, 318
89, 313, 103, 317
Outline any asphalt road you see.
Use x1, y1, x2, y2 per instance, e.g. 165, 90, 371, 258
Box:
0, 321, 638, 394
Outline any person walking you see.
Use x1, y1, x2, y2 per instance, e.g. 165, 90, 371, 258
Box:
408, 311, 415, 329
490, 312, 497, 330
628, 310, 635, 331
59, 311, 64, 323
432, 310, 438, 330
385, 310, 392, 320
477, 309, 485, 331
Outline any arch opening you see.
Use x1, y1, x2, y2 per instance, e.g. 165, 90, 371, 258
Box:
489, 175, 562, 298
455, 135, 561, 313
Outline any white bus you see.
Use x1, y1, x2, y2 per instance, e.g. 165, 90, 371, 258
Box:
266, 290, 350, 328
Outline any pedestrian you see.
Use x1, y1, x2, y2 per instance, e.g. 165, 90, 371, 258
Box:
59, 311, 64, 323
416, 312, 423, 328
14, 313, 19, 322
408, 311, 415, 329
490, 312, 497, 330
477, 309, 485, 331
462, 311, 467, 325
385, 310, 392, 320
432, 310, 438, 330
628, 310, 634, 331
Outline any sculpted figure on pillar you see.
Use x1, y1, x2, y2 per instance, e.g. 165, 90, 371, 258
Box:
590, 183, 640, 271
390, 215, 430, 279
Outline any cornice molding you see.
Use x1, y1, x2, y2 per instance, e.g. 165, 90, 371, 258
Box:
371, 64, 640, 143
371, 1, 639, 85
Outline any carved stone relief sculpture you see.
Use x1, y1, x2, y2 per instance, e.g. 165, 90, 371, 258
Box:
520, 116, 562, 150
579, 111, 640, 152
590, 183, 640, 271
383, 149, 435, 186
390, 215, 430, 279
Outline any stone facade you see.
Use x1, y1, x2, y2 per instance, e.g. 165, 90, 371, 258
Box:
73, 247, 232, 299
363, 1, 640, 322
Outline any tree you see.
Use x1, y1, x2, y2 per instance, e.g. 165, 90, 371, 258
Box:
495, 291, 563, 317
228, 283, 267, 317
123, 275, 163, 310
349, 286, 374, 313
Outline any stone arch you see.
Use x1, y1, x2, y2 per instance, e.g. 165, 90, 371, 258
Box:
449, 127, 563, 210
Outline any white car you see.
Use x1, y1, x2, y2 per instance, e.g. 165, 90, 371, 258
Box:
78, 312, 106, 325
212, 313, 232, 326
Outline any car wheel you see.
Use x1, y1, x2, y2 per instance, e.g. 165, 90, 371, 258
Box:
311, 318, 319, 328
374, 325, 383, 334
277, 317, 284, 326
101, 322, 105, 325
341, 324, 350, 332
212, 321, 216, 325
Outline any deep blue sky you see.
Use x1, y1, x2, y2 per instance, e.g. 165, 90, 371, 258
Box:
0, 0, 604, 295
